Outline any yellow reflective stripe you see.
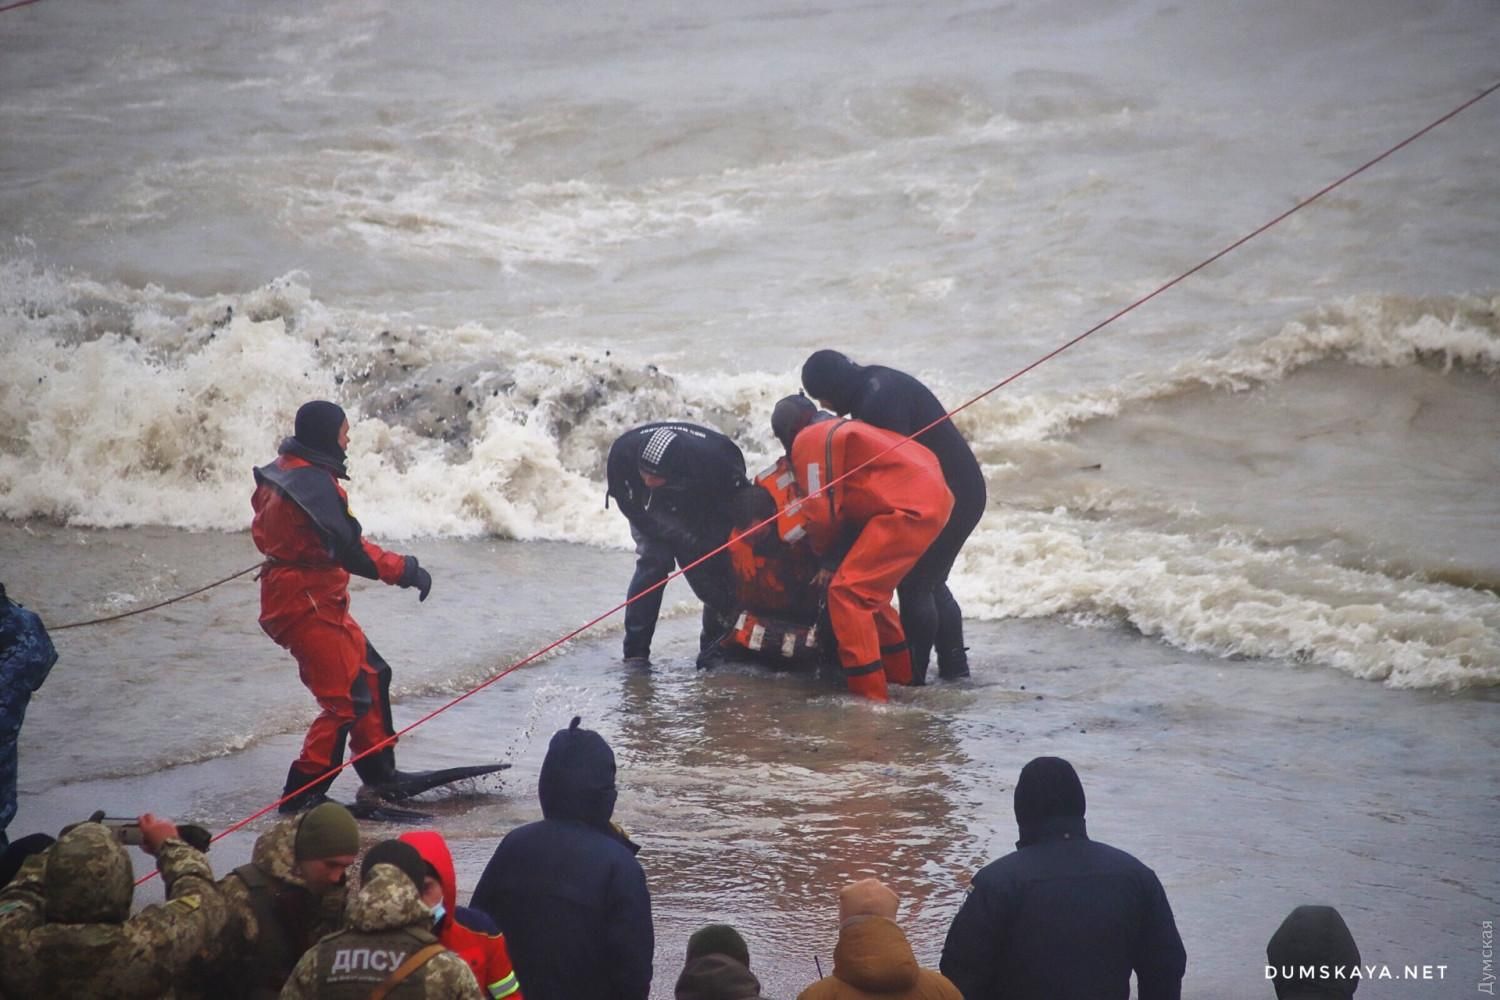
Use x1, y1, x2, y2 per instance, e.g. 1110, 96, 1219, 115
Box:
488, 972, 520, 999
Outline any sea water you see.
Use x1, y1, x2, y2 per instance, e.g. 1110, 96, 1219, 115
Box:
1, 1, 1497, 997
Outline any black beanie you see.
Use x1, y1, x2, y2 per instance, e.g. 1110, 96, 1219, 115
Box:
360, 839, 428, 892
771, 394, 818, 453
1014, 756, 1086, 834
636, 426, 680, 479
686, 923, 751, 968
800, 350, 860, 414
294, 400, 347, 457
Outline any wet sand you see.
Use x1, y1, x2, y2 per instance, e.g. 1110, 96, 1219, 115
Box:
6, 524, 1497, 999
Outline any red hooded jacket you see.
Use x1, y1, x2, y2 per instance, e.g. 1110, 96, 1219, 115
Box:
400, 831, 523, 999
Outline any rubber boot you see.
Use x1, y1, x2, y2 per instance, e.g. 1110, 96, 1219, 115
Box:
844, 662, 889, 702
279, 763, 339, 814
938, 645, 971, 680
881, 643, 914, 687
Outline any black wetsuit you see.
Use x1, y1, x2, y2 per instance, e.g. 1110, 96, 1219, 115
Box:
805, 359, 986, 680
605, 422, 748, 660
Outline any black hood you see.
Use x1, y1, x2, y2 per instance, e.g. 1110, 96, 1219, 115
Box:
800, 350, 865, 415
290, 399, 348, 470
538, 716, 619, 830
770, 394, 818, 453
1014, 756, 1087, 847
1267, 905, 1361, 999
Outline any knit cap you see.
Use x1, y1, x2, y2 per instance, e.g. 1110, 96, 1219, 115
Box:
686, 924, 751, 968
294, 801, 360, 861
839, 878, 900, 924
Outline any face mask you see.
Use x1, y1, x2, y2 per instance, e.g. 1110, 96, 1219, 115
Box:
430, 901, 446, 927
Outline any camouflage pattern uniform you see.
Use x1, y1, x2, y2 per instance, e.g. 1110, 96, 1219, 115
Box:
0, 595, 58, 844
183, 813, 348, 999
0, 822, 228, 998
280, 863, 482, 999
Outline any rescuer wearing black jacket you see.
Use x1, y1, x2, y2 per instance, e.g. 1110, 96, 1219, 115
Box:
605, 422, 748, 665
801, 350, 987, 682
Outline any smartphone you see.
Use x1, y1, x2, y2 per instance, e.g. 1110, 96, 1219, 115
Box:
99, 818, 144, 846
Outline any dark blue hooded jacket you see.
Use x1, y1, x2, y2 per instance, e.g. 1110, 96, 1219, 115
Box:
1, 592, 58, 837
472, 718, 653, 1000
939, 758, 1186, 1000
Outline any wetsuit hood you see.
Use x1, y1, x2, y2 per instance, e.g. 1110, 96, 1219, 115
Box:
537, 716, 618, 829
1014, 756, 1088, 847
283, 399, 348, 477
1267, 905, 1361, 998
801, 350, 865, 415
771, 394, 819, 453
399, 831, 457, 930
43, 822, 134, 924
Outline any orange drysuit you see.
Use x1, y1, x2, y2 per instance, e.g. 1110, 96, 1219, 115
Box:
251, 451, 412, 802
789, 419, 953, 701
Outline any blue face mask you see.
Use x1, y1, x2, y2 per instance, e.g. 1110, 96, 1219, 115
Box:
430, 902, 446, 927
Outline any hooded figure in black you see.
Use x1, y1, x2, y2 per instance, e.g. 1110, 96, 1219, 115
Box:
472, 717, 653, 1000
939, 756, 1187, 1000
801, 350, 986, 682
606, 421, 748, 664
1266, 905, 1362, 999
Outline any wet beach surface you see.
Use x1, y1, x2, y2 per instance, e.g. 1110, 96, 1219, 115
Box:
7, 524, 1496, 999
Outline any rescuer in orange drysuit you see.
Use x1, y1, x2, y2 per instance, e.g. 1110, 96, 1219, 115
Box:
772, 395, 953, 701
251, 400, 434, 812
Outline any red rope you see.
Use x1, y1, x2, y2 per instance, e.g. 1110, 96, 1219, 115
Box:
136, 78, 1498, 882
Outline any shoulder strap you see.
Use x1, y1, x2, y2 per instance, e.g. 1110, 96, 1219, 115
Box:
368, 942, 447, 1000
822, 419, 850, 519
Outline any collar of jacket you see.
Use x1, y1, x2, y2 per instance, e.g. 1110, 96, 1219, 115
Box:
278, 436, 349, 479
1016, 814, 1088, 849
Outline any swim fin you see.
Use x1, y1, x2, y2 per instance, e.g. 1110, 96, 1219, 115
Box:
364, 762, 512, 803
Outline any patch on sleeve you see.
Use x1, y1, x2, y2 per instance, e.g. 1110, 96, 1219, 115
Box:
166, 894, 203, 913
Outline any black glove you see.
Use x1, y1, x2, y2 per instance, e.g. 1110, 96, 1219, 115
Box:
398, 556, 433, 602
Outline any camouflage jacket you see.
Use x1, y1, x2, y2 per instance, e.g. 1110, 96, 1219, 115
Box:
0, 828, 228, 999
183, 814, 347, 999
280, 864, 482, 999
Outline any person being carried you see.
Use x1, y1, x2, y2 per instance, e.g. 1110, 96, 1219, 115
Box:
771, 395, 953, 702
251, 400, 434, 812
280, 838, 481, 999
797, 877, 960, 1000
472, 716, 653, 1000
606, 421, 748, 667
0, 582, 58, 848
187, 801, 361, 999
0, 813, 228, 999
401, 829, 524, 999
802, 351, 986, 682
705, 478, 829, 672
